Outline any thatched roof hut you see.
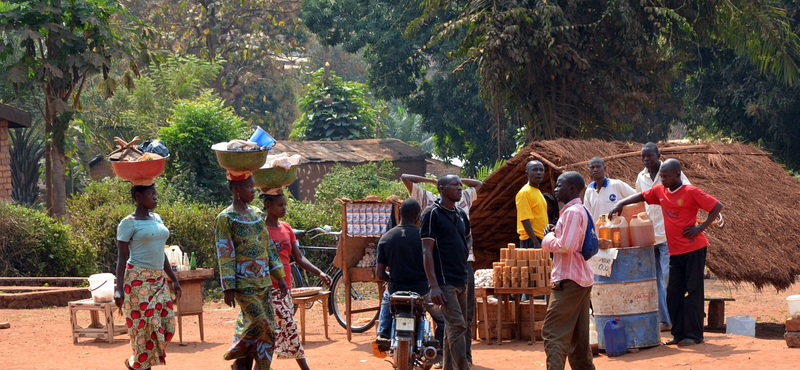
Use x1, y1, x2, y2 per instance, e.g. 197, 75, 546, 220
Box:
470, 139, 800, 291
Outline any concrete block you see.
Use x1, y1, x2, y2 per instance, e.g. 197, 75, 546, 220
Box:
786, 318, 800, 332
786, 332, 800, 348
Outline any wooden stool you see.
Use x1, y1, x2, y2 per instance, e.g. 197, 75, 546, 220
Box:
705, 297, 735, 329
292, 291, 331, 345
69, 298, 126, 344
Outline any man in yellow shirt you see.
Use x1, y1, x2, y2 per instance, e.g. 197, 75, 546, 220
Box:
516, 160, 549, 248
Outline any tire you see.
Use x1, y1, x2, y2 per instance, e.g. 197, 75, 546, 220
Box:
330, 270, 379, 333
395, 339, 412, 370
290, 265, 305, 315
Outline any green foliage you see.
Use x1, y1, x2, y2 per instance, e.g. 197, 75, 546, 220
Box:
9, 120, 44, 206
158, 91, 248, 203
0, 0, 148, 216
475, 159, 507, 182
292, 68, 383, 141
123, 0, 305, 137
0, 202, 94, 277
66, 177, 219, 274
383, 103, 433, 153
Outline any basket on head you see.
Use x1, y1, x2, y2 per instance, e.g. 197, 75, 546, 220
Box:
109, 156, 168, 186
212, 143, 269, 173
253, 166, 298, 190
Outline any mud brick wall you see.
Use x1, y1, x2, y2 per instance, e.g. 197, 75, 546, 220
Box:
0, 120, 11, 202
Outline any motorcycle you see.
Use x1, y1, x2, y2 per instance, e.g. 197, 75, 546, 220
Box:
372, 291, 439, 370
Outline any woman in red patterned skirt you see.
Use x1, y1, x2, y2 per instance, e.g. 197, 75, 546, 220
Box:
262, 190, 331, 370
114, 183, 182, 370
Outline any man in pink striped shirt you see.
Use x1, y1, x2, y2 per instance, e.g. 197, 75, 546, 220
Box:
541, 171, 595, 370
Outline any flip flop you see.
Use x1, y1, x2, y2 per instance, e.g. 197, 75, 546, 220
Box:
662, 337, 681, 345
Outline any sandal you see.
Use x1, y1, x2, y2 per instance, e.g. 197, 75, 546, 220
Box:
124, 359, 135, 370
662, 337, 681, 345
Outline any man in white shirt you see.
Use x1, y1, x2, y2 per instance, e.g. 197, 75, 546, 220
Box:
635, 143, 690, 332
583, 157, 636, 223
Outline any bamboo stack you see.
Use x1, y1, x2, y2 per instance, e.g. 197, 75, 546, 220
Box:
492, 243, 553, 288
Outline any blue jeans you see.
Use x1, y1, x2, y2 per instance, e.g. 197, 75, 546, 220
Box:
377, 290, 445, 345
655, 242, 672, 326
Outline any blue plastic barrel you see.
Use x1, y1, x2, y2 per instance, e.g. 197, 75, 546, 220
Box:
603, 319, 627, 357
593, 245, 660, 349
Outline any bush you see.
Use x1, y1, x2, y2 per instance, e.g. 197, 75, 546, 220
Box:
0, 202, 94, 277
67, 177, 220, 275
158, 91, 248, 204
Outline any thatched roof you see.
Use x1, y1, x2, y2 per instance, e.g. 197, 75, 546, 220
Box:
271, 138, 428, 164
470, 139, 800, 291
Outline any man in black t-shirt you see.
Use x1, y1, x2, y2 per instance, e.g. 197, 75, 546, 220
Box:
375, 199, 445, 344
421, 175, 471, 370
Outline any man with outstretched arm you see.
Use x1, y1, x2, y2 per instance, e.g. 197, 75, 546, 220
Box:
636, 142, 690, 332
421, 174, 472, 370
611, 159, 722, 347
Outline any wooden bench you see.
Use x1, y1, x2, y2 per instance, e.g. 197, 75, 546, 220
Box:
705, 297, 735, 329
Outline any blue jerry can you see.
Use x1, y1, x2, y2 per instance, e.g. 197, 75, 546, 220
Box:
603, 318, 627, 357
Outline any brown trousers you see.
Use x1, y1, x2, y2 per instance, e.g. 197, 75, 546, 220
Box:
542, 280, 595, 370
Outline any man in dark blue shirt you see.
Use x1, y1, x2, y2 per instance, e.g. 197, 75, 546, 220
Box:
421, 175, 471, 370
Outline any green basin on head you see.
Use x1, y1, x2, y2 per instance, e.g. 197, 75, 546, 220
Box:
253, 166, 298, 189
214, 149, 269, 172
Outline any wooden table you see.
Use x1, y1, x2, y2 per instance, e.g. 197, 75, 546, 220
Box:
494, 286, 552, 345
174, 268, 214, 343
292, 291, 331, 344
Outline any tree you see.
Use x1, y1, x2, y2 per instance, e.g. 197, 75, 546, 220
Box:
123, 0, 306, 136
415, 0, 800, 141
0, 0, 145, 217
291, 68, 382, 141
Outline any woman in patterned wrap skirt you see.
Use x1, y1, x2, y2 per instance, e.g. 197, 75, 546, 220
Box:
115, 184, 182, 370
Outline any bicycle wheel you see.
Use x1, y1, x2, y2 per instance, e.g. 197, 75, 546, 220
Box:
290, 265, 305, 315
330, 270, 380, 333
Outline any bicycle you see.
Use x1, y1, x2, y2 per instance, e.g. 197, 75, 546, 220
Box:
289, 226, 380, 333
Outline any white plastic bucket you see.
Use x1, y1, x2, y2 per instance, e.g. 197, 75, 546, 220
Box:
88, 273, 116, 303
726, 314, 756, 337
787, 295, 800, 319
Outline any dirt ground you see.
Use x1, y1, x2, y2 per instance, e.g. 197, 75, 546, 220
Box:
1, 279, 798, 370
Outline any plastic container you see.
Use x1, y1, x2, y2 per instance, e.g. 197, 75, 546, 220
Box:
629, 212, 656, 247
726, 314, 756, 337
88, 273, 116, 303
608, 216, 630, 248
603, 318, 627, 357
596, 215, 609, 240
620, 202, 646, 224
249, 126, 276, 149
167, 245, 183, 271
786, 295, 800, 319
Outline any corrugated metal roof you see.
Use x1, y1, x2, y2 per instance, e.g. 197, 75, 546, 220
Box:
270, 138, 429, 164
